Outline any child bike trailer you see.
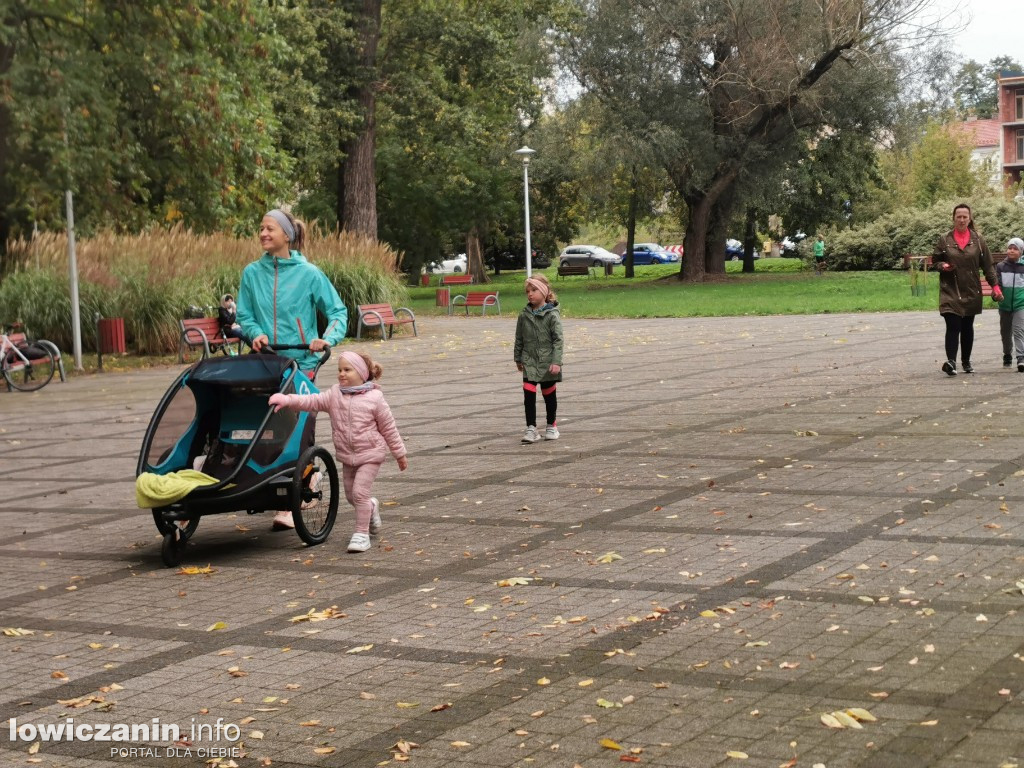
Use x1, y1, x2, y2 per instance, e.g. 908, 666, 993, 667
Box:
136, 346, 338, 567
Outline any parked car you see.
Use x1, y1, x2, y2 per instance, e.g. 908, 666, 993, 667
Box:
780, 233, 807, 258
624, 243, 679, 265
428, 254, 467, 274
558, 245, 622, 268
486, 249, 551, 272
727, 238, 759, 260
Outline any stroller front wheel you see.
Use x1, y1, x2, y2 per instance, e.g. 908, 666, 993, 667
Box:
161, 531, 183, 567
291, 446, 339, 545
153, 511, 200, 540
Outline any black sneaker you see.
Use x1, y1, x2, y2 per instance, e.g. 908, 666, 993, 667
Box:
1004, 354, 1012, 367
1018, 362, 1024, 373
942, 360, 957, 376
962, 361, 974, 374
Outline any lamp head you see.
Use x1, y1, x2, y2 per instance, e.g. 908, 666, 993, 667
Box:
514, 145, 537, 165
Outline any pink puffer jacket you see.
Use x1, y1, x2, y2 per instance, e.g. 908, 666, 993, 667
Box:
274, 384, 406, 467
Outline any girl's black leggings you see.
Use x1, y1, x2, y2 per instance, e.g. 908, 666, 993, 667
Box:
523, 380, 557, 427
942, 312, 975, 363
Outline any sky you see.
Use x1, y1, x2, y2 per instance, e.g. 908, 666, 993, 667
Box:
922, 0, 1024, 64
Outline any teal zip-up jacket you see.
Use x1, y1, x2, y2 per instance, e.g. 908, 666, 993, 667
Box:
996, 258, 1024, 313
514, 302, 563, 382
236, 250, 348, 371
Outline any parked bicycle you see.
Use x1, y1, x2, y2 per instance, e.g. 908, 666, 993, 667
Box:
1, 324, 58, 392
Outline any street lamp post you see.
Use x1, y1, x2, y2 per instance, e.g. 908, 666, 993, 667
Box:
514, 146, 536, 277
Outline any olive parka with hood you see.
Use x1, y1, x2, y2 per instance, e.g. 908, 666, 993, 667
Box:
236, 250, 348, 371
932, 229, 998, 317
514, 302, 563, 382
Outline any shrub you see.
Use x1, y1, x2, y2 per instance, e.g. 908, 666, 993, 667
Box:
830, 197, 1024, 271
0, 227, 406, 352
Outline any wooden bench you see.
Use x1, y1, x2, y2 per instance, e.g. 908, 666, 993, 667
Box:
556, 264, 594, 279
450, 291, 500, 315
179, 317, 243, 362
439, 274, 474, 287
355, 303, 418, 341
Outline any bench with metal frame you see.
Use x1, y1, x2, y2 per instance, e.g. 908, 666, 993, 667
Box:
450, 291, 500, 316
355, 303, 418, 341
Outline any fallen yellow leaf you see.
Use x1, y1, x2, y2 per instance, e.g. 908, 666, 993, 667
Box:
599, 738, 622, 750
205, 622, 227, 632
726, 751, 749, 759
346, 644, 373, 654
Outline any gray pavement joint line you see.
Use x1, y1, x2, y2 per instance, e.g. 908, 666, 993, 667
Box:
0, 513, 128, 548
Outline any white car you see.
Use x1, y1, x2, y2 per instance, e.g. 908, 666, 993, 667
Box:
429, 253, 467, 274
558, 245, 622, 268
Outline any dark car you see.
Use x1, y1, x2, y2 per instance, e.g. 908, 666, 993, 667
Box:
486, 248, 551, 272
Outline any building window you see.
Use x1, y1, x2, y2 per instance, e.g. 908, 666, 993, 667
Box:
1017, 90, 1024, 121
1018, 129, 1024, 161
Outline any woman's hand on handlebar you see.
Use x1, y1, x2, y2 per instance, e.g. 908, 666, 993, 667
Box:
309, 338, 329, 352
252, 334, 270, 351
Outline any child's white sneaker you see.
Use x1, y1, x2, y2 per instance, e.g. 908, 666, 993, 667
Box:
544, 424, 560, 440
347, 533, 371, 553
521, 426, 541, 443
369, 497, 382, 535
272, 511, 295, 530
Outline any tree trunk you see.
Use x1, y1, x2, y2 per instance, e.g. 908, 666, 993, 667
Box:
340, 0, 381, 238
742, 206, 757, 273
681, 194, 710, 282
466, 228, 488, 284
624, 170, 638, 279
0, 38, 14, 264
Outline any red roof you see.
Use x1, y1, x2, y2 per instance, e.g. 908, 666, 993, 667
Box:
950, 118, 1000, 148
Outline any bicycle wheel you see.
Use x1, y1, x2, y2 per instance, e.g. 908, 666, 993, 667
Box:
2, 345, 56, 392
291, 446, 339, 545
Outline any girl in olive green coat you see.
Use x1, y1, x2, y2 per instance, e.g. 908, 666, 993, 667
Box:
514, 275, 563, 443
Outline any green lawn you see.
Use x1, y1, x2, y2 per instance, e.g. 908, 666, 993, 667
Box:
409, 259, 942, 318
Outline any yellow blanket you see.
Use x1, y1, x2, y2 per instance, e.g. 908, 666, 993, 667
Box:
136, 470, 221, 508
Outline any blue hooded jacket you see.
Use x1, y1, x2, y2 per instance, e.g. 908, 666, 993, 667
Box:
236, 251, 348, 371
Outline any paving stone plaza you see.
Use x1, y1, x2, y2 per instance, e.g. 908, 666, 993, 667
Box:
3, 312, 1024, 768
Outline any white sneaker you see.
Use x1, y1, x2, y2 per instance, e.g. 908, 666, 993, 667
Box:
272, 511, 295, 531
347, 532, 371, 553
369, 497, 382, 535
544, 425, 560, 440
521, 426, 541, 443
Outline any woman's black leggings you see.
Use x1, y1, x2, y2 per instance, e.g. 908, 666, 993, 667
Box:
523, 380, 557, 427
942, 312, 975, 363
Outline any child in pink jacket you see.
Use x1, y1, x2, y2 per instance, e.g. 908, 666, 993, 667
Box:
269, 350, 408, 553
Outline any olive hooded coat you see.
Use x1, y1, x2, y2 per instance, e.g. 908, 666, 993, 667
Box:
932, 229, 998, 317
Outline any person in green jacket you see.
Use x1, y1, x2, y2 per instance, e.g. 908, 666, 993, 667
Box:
237, 209, 348, 373
237, 208, 348, 531
514, 274, 563, 443
996, 237, 1024, 371
813, 235, 826, 275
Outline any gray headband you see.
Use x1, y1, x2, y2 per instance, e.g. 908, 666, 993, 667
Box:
265, 209, 295, 243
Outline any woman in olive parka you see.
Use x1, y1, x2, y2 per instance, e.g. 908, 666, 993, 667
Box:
933, 203, 1001, 375
514, 274, 563, 443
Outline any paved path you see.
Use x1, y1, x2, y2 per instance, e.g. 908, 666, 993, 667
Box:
2, 312, 1024, 768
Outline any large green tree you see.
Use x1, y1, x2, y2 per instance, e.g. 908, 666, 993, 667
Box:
1, 1, 294, 266
565, 0, 934, 282
374, 0, 570, 277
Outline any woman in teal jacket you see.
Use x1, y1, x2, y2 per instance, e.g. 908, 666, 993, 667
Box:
237, 209, 348, 373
